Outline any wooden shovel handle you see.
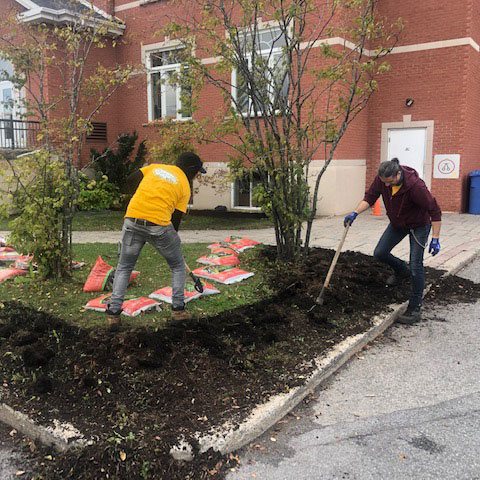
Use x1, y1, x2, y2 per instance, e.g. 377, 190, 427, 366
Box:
323, 224, 350, 289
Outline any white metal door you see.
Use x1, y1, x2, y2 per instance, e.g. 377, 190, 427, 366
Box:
387, 128, 426, 179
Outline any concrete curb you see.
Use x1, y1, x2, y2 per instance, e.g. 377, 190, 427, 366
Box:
170, 250, 480, 461
0, 250, 478, 461
0, 402, 92, 452
170, 302, 407, 461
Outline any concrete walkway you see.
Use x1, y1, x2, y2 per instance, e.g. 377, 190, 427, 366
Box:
3, 212, 479, 271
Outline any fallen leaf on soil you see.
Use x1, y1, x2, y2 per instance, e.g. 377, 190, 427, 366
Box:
15, 472, 25, 476
208, 461, 223, 475
398, 453, 407, 459
229, 453, 240, 462
9, 429, 17, 436
120, 451, 127, 461
270, 437, 277, 442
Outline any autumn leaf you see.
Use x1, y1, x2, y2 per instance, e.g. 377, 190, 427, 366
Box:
120, 451, 127, 461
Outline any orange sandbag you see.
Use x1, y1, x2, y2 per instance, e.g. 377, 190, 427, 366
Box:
84, 294, 161, 317
208, 236, 260, 253
196, 251, 240, 266
0, 268, 28, 283
83, 256, 138, 292
149, 282, 220, 304
83, 257, 115, 292
192, 265, 254, 284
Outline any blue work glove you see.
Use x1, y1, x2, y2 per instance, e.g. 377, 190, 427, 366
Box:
344, 212, 358, 227
429, 238, 440, 256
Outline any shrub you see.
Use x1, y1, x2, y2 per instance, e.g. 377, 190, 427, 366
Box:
90, 132, 146, 193
77, 174, 121, 211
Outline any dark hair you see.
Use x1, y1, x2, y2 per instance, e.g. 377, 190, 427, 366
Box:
378, 158, 401, 178
175, 152, 205, 181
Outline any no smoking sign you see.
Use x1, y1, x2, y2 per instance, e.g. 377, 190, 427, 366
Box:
434, 154, 460, 179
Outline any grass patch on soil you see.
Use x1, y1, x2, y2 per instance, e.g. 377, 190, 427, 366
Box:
0, 243, 273, 328
0, 210, 273, 232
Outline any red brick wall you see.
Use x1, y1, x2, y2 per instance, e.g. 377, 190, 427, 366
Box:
107, 2, 372, 165
53, 0, 480, 211
377, 0, 470, 45
366, 0, 475, 212
367, 46, 468, 212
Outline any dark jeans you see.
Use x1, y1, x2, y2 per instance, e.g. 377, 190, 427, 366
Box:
374, 223, 431, 309
109, 218, 186, 313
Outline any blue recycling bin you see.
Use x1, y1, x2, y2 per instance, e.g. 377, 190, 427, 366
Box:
468, 171, 480, 214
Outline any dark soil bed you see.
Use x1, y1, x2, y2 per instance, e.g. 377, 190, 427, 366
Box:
0, 247, 477, 479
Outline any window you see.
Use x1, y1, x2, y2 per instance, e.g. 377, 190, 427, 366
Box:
233, 27, 289, 115
232, 172, 262, 209
0, 58, 13, 79
0, 59, 16, 147
148, 49, 192, 121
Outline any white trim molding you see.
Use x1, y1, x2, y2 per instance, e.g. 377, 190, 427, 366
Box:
115, 0, 141, 11
390, 37, 480, 55
141, 35, 480, 65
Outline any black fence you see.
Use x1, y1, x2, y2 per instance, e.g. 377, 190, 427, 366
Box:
0, 118, 41, 150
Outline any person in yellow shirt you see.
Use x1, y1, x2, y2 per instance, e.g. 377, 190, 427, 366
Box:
106, 152, 206, 331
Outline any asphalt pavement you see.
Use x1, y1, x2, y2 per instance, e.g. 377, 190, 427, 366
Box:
227, 258, 480, 480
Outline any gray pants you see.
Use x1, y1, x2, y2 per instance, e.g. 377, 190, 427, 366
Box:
109, 218, 186, 313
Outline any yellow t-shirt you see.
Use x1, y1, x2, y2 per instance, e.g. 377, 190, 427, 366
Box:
125, 164, 191, 225
392, 184, 402, 196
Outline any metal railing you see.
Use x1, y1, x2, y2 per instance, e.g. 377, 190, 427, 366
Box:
0, 118, 41, 150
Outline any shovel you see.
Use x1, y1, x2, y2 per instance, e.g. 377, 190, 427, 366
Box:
185, 261, 204, 293
315, 224, 350, 305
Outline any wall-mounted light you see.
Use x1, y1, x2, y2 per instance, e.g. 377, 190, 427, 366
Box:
405, 98, 414, 107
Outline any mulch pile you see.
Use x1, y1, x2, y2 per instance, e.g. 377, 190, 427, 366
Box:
0, 246, 478, 479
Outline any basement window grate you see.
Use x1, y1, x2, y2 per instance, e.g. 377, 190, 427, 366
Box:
86, 122, 107, 142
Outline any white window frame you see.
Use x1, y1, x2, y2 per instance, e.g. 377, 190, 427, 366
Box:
232, 26, 289, 116
231, 174, 262, 211
0, 58, 26, 148
145, 43, 192, 122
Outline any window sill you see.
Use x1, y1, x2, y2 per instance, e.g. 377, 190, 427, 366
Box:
142, 117, 193, 127
231, 206, 262, 212
139, 0, 160, 6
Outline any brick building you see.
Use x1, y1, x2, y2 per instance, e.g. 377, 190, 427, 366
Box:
4, 0, 480, 215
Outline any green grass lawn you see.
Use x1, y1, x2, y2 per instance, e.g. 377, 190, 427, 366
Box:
0, 243, 275, 330
0, 210, 273, 231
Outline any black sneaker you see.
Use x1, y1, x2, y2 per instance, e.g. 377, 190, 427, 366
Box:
386, 269, 410, 286
397, 307, 421, 325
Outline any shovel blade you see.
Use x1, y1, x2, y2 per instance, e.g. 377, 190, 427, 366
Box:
315, 286, 326, 305
190, 272, 204, 293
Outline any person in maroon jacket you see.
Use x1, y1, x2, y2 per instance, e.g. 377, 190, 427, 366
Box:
344, 158, 442, 324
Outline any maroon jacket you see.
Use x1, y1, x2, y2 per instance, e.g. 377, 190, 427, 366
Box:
363, 166, 442, 229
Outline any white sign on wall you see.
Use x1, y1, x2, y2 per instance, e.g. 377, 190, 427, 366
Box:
434, 154, 460, 179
